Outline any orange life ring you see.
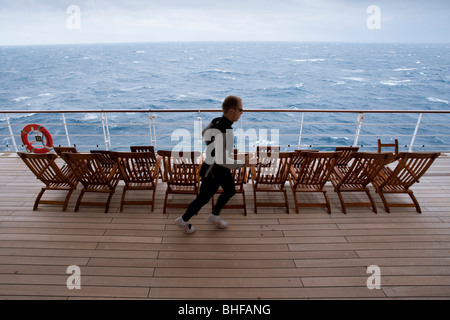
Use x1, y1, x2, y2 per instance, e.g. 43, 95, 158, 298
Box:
21, 124, 53, 154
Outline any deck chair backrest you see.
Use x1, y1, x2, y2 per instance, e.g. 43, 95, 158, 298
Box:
340, 152, 390, 187
334, 147, 359, 166
292, 152, 338, 187
90, 150, 116, 167
54, 146, 78, 157
383, 152, 440, 189
113, 152, 159, 185
130, 145, 155, 153
157, 150, 202, 187
292, 150, 319, 169
254, 152, 293, 187
62, 153, 114, 187
378, 139, 399, 156
18, 152, 76, 186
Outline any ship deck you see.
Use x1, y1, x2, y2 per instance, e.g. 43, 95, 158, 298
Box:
1, 153, 450, 300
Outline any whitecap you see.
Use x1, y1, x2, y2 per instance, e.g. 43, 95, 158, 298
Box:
394, 68, 416, 72
342, 77, 365, 82
427, 97, 449, 104
135, 50, 146, 54
38, 93, 51, 97
380, 79, 412, 86
11, 96, 31, 102
292, 58, 325, 62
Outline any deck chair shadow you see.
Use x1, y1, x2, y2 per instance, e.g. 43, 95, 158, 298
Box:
330, 152, 392, 214
112, 151, 161, 212
18, 152, 78, 211
61, 152, 121, 213
251, 151, 294, 214
157, 150, 202, 214
372, 152, 440, 213
289, 152, 339, 214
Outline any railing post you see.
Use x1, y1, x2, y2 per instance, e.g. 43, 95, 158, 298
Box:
147, 111, 153, 146
4, 113, 18, 152
148, 111, 157, 148
297, 112, 305, 150
61, 113, 71, 146
101, 111, 111, 150
196, 110, 203, 153
354, 113, 365, 147
410, 113, 423, 152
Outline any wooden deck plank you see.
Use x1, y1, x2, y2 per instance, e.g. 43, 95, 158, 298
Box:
0, 154, 450, 299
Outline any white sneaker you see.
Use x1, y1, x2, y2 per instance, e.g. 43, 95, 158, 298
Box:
207, 214, 229, 229
175, 217, 195, 234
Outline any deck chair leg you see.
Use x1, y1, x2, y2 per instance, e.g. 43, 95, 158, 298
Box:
292, 190, 300, 214
253, 190, 258, 214
323, 190, 331, 214
377, 191, 391, 213
104, 191, 115, 213
151, 188, 156, 212
75, 190, 85, 212
408, 190, 422, 214
62, 189, 75, 212
336, 191, 347, 214
120, 188, 127, 212
283, 189, 289, 214
242, 192, 247, 216
163, 191, 169, 214
365, 189, 378, 214
33, 188, 46, 211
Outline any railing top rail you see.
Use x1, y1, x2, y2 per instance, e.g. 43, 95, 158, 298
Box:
2, 109, 450, 114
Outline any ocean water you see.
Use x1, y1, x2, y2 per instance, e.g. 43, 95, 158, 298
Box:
1, 42, 449, 151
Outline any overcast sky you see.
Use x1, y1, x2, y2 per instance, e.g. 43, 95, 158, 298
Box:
0, 0, 449, 45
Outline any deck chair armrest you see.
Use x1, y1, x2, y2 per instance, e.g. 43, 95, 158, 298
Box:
153, 156, 162, 178
107, 163, 119, 181
250, 165, 257, 185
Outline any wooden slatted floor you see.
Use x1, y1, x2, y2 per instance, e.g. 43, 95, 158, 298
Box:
0, 152, 450, 300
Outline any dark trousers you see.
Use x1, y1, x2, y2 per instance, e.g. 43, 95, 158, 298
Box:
182, 166, 236, 222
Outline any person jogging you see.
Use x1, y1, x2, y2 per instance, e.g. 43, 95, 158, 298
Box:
175, 95, 246, 234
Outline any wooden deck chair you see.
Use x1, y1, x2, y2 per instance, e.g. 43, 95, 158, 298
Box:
130, 145, 164, 181
372, 152, 440, 213
334, 147, 359, 167
90, 150, 116, 169
251, 151, 294, 214
378, 139, 399, 156
113, 151, 161, 212
18, 152, 78, 211
292, 149, 318, 166
289, 152, 339, 214
54, 146, 78, 157
211, 150, 248, 216
157, 150, 202, 214
130, 145, 155, 154
61, 152, 121, 213
330, 152, 391, 214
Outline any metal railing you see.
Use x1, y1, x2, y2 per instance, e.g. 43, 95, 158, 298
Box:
1, 109, 450, 153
